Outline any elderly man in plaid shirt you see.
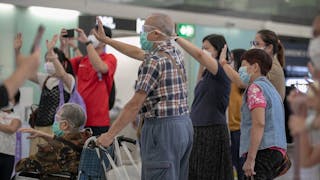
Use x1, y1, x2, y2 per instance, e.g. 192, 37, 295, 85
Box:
95, 13, 193, 180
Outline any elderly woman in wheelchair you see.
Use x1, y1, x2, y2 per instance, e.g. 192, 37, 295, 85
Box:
15, 103, 91, 179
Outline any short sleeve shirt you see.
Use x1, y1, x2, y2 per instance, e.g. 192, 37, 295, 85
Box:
70, 53, 117, 126
190, 64, 231, 126
0, 111, 21, 155
246, 83, 267, 110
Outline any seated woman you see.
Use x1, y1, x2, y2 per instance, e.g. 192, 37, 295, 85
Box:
15, 103, 91, 178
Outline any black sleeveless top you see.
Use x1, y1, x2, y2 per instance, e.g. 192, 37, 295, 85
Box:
35, 80, 70, 126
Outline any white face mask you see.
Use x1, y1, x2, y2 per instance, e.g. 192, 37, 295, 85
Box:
203, 49, 212, 58
308, 36, 320, 70
44, 62, 56, 75
1, 102, 14, 111
87, 35, 101, 48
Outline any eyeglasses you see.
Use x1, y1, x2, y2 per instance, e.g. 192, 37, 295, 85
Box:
250, 40, 260, 47
141, 24, 158, 33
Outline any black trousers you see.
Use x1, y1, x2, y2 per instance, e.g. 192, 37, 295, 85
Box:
0, 153, 15, 180
244, 149, 284, 180
230, 130, 245, 180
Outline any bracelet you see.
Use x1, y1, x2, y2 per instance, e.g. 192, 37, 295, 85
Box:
85, 40, 92, 46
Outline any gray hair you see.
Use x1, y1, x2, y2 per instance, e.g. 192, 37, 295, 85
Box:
58, 103, 86, 129
148, 13, 175, 36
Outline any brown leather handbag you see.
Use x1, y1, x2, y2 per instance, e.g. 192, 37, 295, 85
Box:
275, 153, 291, 178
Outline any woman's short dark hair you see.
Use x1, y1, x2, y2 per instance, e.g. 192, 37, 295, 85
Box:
241, 49, 272, 76
202, 34, 229, 60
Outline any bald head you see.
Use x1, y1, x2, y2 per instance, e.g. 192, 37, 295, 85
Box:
145, 13, 175, 36
312, 15, 320, 37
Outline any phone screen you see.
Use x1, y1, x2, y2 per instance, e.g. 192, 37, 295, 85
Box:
30, 25, 45, 53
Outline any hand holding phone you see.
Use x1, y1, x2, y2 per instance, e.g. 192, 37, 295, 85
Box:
30, 25, 45, 53
62, 29, 75, 38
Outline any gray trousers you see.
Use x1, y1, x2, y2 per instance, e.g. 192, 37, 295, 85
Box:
140, 115, 193, 180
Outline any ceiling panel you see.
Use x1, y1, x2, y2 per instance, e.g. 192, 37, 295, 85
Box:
119, 0, 320, 25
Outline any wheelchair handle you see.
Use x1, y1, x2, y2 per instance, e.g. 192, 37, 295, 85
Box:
117, 135, 136, 145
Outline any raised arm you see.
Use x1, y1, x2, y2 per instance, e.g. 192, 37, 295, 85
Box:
14, 33, 38, 83
46, 35, 74, 91
94, 17, 145, 61
60, 29, 83, 58
4, 48, 40, 100
219, 45, 247, 88
175, 37, 219, 75
76, 28, 109, 73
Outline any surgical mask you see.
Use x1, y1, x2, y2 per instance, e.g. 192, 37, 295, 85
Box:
140, 32, 153, 51
88, 35, 100, 48
308, 36, 320, 70
44, 62, 56, 75
203, 49, 212, 58
1, 102, 14, 111
52, 121, 64, 137
238, 66, 251, 85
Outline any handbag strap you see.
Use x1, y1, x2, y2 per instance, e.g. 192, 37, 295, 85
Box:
58, 79, 77, 107
58, 80, 65, 107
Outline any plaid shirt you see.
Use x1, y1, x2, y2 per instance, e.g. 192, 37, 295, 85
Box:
135, 40, 189, 119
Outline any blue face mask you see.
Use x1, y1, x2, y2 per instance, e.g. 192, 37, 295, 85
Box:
140, 32, 154, 51
238, 66, 251, 85
52, 121, 64, 137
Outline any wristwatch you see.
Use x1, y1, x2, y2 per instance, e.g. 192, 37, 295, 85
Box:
85, 40, 92, 46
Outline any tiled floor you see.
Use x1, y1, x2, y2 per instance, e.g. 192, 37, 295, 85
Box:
118, 123, 320, 180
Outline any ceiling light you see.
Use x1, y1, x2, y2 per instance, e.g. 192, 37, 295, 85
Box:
28, 6, 80, 20
0, 3, 14, 10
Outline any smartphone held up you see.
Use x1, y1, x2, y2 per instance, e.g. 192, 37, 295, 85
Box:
62, 29, 75, 38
